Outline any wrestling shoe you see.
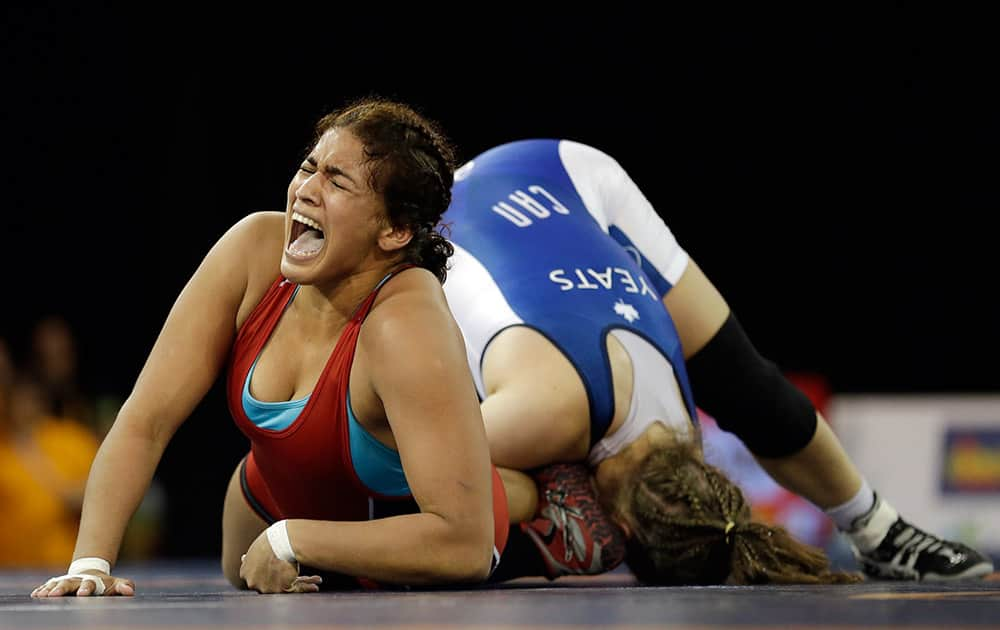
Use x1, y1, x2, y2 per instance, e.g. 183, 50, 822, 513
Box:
847, 494, 994, 581
520, 463, 626, 579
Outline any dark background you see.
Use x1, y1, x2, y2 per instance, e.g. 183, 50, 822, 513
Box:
3, 6, 997, 556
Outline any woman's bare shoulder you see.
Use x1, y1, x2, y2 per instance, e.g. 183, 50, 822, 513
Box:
372, 267, 446, 313
362, 267, 451, 342
226, 211, 286, 327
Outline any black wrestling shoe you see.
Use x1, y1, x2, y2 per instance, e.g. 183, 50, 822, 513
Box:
848, 495, 994, 581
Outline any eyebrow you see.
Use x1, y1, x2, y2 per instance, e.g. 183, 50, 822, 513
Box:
306, 156, 358, 186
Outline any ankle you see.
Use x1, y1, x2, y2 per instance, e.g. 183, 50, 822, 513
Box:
845, 494, 899, 553
825, 479, 875, 530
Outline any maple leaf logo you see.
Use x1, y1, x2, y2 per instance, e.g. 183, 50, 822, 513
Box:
613, 299, 639, 323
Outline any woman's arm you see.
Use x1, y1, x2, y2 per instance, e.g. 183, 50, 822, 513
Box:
33, 213, 277, 597
245, 270, 497, 587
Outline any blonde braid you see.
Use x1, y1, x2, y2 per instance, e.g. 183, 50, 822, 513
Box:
626, 443, 862, 585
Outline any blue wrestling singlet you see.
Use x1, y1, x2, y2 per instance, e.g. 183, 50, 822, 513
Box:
443, 139, 697, 445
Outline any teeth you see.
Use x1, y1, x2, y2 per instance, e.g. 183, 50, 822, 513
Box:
292, 211, 323, 233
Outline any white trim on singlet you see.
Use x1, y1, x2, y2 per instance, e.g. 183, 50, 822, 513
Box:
444, 244, 523, 398
558, 140, 690, 287
587, 329, 695, 466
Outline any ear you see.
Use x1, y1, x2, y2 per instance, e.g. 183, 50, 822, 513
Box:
377, 223, 413, 253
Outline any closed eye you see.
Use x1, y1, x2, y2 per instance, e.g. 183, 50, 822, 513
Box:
299, 159, 352, 191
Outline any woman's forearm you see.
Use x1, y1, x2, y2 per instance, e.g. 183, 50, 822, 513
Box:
72, 414, 169, 566
288, 512, 494, 585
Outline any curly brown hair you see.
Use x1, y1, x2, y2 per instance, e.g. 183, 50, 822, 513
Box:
314, 97, 455, 283
623, 442, 862, 585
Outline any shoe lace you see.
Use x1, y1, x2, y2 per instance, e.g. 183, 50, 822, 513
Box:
543, 489, 586, 562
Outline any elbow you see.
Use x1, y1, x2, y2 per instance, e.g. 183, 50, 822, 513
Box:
460, 534, 496, 583
440, 542, 494, 584
421, 521, 495, 585
451, 516, 497, 583
456, 564, 492, 585
115, 398, 170, 452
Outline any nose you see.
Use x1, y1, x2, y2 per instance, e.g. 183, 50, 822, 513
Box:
294, 171, 322, 207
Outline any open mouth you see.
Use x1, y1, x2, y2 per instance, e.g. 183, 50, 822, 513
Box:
286, 211, 326, 259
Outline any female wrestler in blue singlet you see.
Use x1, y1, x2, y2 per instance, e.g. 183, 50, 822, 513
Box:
444, 139, 993, 584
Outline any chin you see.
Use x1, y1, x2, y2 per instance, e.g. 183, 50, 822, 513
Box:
279, 257, 311, 284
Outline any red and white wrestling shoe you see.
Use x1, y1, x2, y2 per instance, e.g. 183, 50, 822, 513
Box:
520, 463, 627, 579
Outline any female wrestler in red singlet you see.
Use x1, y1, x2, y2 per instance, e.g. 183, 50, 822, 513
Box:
32, 98, 507, 597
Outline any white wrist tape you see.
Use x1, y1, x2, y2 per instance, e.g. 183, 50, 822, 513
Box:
266, 520, 297, 563
69, 557, 111, 576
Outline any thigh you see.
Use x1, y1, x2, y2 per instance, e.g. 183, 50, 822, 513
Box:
498, 466, 538, 523
221, 457, 268, 589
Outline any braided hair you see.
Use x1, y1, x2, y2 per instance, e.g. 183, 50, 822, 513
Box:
623, 441, 861, 585
314, 97, 455, 283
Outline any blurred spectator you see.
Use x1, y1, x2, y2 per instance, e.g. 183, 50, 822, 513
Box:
0, 338, 13, 391
0, 325, 167, 568
0, 369, 99, 567
29, 315, 94, 428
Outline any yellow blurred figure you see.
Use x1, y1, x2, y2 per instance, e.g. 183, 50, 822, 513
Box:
0, 375, 99, 568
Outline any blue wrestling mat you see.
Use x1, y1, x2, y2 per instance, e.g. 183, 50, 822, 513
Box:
2, 559, 998, 629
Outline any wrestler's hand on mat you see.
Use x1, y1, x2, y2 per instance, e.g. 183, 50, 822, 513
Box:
240, 531, 321, 594
31, 571, 135, 598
